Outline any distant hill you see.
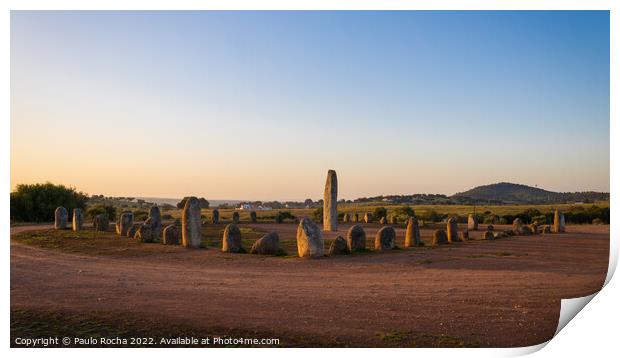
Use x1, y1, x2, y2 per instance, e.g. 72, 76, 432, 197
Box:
451, 182, 609, 204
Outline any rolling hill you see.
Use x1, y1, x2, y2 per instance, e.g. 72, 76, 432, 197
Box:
451, 182, 609, 204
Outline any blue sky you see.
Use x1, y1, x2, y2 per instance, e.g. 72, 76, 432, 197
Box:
11, 11, 610, 200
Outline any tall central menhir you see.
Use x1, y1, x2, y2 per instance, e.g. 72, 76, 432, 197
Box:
323, 169, 338, 231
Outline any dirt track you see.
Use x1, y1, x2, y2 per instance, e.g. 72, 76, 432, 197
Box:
10, 223, 609, 347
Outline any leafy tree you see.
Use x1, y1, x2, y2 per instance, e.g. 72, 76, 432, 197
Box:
177, 197, 210, 209
10, 182, 88, 222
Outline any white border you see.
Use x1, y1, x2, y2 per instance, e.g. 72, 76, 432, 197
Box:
2, 1, 617, 357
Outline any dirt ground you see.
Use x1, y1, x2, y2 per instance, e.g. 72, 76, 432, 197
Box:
10, 223, 609, 347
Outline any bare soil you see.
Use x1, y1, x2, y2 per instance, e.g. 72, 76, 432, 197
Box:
10, 223, 608, 347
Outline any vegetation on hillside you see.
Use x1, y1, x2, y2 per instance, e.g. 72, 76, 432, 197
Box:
451, 182, 609, 204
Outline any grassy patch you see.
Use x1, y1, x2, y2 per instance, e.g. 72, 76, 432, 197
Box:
12, 226, 268, 258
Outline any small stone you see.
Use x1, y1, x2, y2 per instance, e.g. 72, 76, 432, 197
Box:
404, 217, 421, 247
484, 231, 494, 240
460, 229, 469, 241
364, 213, 372, 223
328, 236, 349, 255
127, 223, 140, 239
379, 217, 387, 225
354, 213, 359, 222
212, 209, 220, 224
54, 206, 68, 229
135, 219, 155, 242
467, 214, 478, 231
346, 224, 366, 252
447, 216, 460, 242
542, 225, 552, 234
116, 211, 133, 236
513, 218, 524, 231
232, 211, 240, 224
487, 225, 494, 231
374, 226, 396, 251
250, 211, 257, 223
342, 213, 350, 223
432, 230, 449, 245
222, 223, 243, 253
149, 205, 162, 240
250, 232, 281, 255
296, 218, 324, 258
162, 225, 179, 245
93, 214, 109, 232
553, 210, 565, 233
72, 208, 84, 231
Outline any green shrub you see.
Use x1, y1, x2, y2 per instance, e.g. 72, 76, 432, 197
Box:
312, 207, 323, 223
134, 210, 149, 221
86, 204, 117, 221
373, 207, 387, 221
10, 182, 88, 222
276, 211, 296, 224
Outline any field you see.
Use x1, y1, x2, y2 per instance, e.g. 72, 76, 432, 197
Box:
149, 201, 610, 224
10, 218, 609, 347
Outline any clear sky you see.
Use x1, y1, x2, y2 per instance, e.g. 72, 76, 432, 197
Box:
11, 11, 610, 201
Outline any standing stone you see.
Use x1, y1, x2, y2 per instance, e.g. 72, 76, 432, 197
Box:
212, 209, 220, 224
484, 230, 495, 240
232, 211, 240, 224
404, 217, 421, 247
135, 219, 154, 242
432, 229, 449, 245
553, 209, 565, 233
54, 206, 68, 229
346, 224, 366, 252
250, 232, 281, 255
116, 211, 133, 236
149, 206, 162, 239
467, 214, 478, 231
520, 225, 533, 236
374, 226, 396, 251
342, 213, 350, 223
513, 218, 524, 231
250, 211, 257, 223
364, 213, 372, 223
296, 218, 324, 258
447, 217, 460, 242
390, 216, 398, 225
162, 224, 179, 245
460, 229, 469, 241
328, 236, 349, 256
222, 223, 243, 253
93, 214, 109, 232
182, 197, 202, 248
323, 169, 338, 231
72, 208, 84, 231
127, 223, 140, 238
379, 216, 387, 225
